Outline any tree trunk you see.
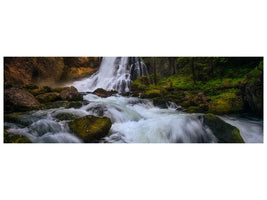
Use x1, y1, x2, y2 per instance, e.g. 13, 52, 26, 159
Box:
153, 57, 157, 85
191, 57, 196, 84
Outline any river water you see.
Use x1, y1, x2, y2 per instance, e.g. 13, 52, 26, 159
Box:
4, 57, 263, 143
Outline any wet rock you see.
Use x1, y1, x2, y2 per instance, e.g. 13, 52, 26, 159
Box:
60, 86, 83, 101
5, 112, 33, 127
69, 115, 112, 142
152, 98, 168, 109
4, 129, 32, 143
93, 88, 117, 98
36, 92, 61, 103
87, 105, 107, 116
203, 113, 244, 143
65, 101, 83, 109
4, 87, 41, 112
54, 113, 79, 121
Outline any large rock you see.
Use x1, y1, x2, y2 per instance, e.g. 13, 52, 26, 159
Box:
69, 115, 112, 142
4, 129, 32, 143
93, 88, 117, 98
60, 86, 83, 101
4, 87, 40, 112
203, 113, 244, 143
36, 92, 60, 103
4, 57, 100, 88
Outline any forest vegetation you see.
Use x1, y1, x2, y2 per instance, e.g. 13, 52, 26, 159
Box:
3, 57, 263, 143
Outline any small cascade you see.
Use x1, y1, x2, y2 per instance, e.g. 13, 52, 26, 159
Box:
72, 57, 148, 93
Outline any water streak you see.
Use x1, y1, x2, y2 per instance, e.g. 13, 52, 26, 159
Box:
72, 57, 148, 93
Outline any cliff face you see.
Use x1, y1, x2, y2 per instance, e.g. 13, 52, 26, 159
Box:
4, 57, 101, 88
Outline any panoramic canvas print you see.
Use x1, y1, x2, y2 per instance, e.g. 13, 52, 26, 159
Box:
3, 57, 263, 143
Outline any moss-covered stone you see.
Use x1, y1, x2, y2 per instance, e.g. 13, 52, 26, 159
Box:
186, 106, 203, 113
93, 88, 117, 98
52, 87, 69, 93
36, 92, 60, 103
144, 89, 161, 98
4, 129, 32, 143
5, 113, 32, 127
23, 84, 39, 90
208, 96, 243, 114
203, 113, 244, 143
65, 101, 83, 109
54, 113, 79, 121
69, 115, 112, 142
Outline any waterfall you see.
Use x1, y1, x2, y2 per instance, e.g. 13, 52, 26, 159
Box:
72, 57, 148, 93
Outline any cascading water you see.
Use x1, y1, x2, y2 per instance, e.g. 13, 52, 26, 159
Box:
72, 57, 148, 93
4, 57, 263, 143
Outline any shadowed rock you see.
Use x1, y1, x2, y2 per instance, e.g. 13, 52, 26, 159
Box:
4, 87, 40, 112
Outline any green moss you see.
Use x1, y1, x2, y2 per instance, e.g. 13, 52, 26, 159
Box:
144, 89, 161, 98
36, 92, 60, 103
52, 87, 68, 93
54, 113, 78, 121
4, 129, 32, 143
203, 113, 244, 143
69, 115, 112, 142
186, 106, 202, 113
208, 95, 243, 114
65, 101, 83, 109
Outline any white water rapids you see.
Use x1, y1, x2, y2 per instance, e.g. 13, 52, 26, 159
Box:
4, 57, 263, 143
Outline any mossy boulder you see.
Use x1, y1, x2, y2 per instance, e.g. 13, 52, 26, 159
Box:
41, 100, 88, 109
186, 106, 203, 113
144, 89, 161, 98
65, 101, 83, 109
208, 96, 243, 114
54, 113, 79, 121
51, 87, 69, 93
203, 113, 244, 143
5, 113, 32, 127
23, 84, 39, 90
60, 86, 83, 101
69, 115, 112, 142
36, 92, 60, 103
28, 86, 53, 96
4, 129, 32, 143
93, 88, 117, 98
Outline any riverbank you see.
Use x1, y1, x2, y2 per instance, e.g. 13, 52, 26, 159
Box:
131, 60, 263, 118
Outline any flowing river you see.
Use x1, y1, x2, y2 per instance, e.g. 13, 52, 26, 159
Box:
4, 57, 263, 143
